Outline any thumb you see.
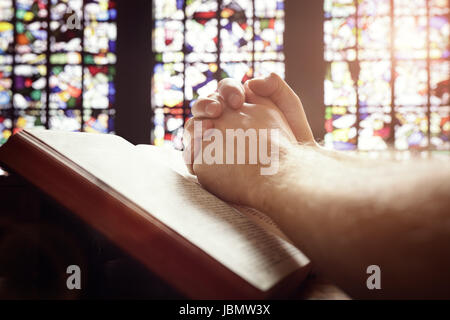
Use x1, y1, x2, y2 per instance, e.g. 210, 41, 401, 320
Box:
247, 73, 315, 143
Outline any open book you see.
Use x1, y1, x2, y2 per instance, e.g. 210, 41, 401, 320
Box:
0, 129, 310, 299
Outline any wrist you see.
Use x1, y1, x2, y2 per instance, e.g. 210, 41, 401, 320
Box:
249, 141, 300, 213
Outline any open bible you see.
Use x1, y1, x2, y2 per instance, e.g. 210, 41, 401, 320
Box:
0, 129, 310, 299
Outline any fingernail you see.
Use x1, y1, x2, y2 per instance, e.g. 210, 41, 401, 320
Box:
228, 93, 241, 108
205, 102, 219, 116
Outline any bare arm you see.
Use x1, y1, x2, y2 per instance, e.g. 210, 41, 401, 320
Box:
257, 145, 450, 299
186, 75, 450, 298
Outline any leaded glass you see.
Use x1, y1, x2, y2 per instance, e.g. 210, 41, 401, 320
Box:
0, 0, 117, 146
395, 61, 428, 106
49, 108, 81, 131
14, 109, 46, 130
83, 65, 114, 109
151, 0, 285, 148
0, 64, 12, 108
0, 111, 12, 143
83, 108, 113, 133
358, 106, 391, 150
324, 17, 356, 61
254, 18, 283, 52
358, 61, 391, 106
430, 60, 450, 105
394, 16, 427, 59
430, 106, 450, 150
152, 62, 184, 108
13, 64, 46, 109
324, 61, 357, 107
395, 106, 428, 150
221, 61, 252, 83
324, 0, 450, 153
49, 64, 82, 109
429, 15, 449, 59
324, 105, 357, 150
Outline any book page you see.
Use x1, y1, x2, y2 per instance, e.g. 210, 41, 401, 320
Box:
31, 130, 310, 291
135, 145, 293, 243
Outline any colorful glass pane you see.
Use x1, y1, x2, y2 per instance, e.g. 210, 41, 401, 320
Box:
0, 22, 13, 55
220, 18, 253, 54
324, 0, 355, 18
0, 0, 117, 147
186, 0, 218, 20
324, 105, 357, 150
0, 111, 12, 144
13, 64, 46, 109
15, 0, 48, 21
0, 0, 13, 21
254, 0, 284, 18
0, 64, 12, 108
48, 108, 81, 131
153, 0, 184, 20
395, 61, 428, 106
254, 61, 284, 78
254, 18, 283, 52
430, 106, 450, 150
83, 65, 115, 109
14, 109, 46, 131
15, 21, 48, 54
222, 0, 253, 19
358, 61, 391, 107
395, 106, 428, 150
84, 21, 116, 56
358, 106, 391, 150
324, 0, 449, 152
153, 20, 184, 53
431, 61, 450, 106
325, 61, 357, 107
151, 0, 285, 148
50, 0, 82, 20
357, 15, 390, 60
49, 20, 82, 54
429, 15, 449, 59
185, 62, 218, 102
394, 0, 427, 16
358, 0, 390, 17
84, 0, 116, 21
49, 65, 82, 109
185, 18, 218, 60
395, 16, 427, 59
430, 0, 450, 15
152, 62, 184, 108
83, 109, 114, 133
324, 17, 356, 61
220, 61, 252, 83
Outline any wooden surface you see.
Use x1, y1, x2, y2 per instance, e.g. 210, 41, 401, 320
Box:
0, 173, 349, 300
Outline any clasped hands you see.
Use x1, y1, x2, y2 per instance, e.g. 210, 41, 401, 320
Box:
182, 73, 316, 207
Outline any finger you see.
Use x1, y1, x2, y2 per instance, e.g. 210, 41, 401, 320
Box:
183, 118, 195, 174
243, 81, 271, 105
191, 97, 224, 118
217, 78, 245, 109
183, 118, 214, 174
247, 73, 315, 143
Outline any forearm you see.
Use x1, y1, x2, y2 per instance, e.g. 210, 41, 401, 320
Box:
256, 145, 450, 298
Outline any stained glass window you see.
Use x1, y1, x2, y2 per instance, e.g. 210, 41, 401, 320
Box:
0, 0, 117, 146
324, 0, 450, 153
151, 0, 285, 149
